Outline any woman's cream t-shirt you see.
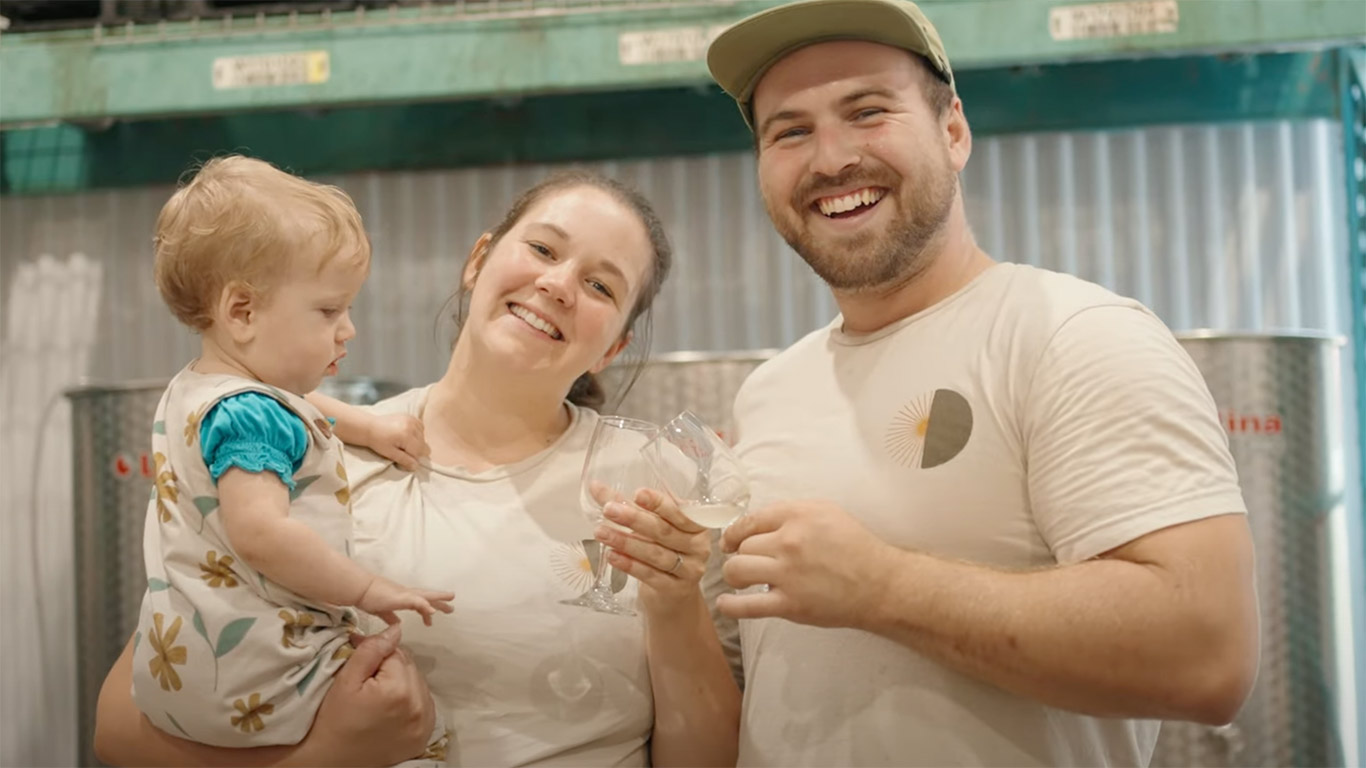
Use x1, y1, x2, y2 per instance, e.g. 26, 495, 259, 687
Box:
346, 387, 651, 767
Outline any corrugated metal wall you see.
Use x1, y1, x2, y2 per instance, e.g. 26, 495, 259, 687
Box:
0, 117, 1354, 766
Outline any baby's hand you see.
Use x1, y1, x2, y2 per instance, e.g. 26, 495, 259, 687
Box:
365, 413, 429, 471
357, 576, 455, 627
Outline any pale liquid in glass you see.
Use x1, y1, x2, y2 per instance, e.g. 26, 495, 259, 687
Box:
682, 502, 745, 529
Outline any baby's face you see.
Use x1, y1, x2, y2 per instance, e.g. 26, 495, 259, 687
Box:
242, 253, 368, 396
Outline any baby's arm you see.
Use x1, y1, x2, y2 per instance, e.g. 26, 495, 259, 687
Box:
218, 470, 453, 624
306, 391, 428, 470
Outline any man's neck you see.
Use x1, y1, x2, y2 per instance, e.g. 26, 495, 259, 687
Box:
833, 213, 994, 335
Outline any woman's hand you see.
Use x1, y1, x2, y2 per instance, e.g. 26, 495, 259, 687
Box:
92, 625, 435, 767
310, 625, 437, 765
594, 488, 712, 614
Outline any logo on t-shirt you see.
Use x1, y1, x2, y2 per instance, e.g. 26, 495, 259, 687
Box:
885, 388, 973, 469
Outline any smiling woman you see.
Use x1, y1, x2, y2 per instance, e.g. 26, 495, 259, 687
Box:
446, 170, 673, 412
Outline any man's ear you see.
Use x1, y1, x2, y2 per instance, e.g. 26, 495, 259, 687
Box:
944, 97, 972, 173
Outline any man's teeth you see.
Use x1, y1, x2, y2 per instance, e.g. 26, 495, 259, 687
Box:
510, 305, 563, 339
817, 188, 885, 217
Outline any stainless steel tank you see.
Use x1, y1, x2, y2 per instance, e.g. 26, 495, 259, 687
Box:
604, 350, 779, 439
1153, 332, 1348, 768
67, 377, 404, 767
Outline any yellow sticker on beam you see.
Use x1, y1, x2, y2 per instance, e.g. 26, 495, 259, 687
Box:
212, 51, 330, 90
1049, 0, 1178, 41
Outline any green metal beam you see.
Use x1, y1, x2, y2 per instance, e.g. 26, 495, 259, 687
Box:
2, 0, 1363, 127
0, 49, 1342, 194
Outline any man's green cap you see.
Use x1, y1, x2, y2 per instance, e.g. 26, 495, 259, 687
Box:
707, 0, 954, 131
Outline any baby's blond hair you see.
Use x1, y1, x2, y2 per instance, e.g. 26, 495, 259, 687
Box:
154, 155, 370, 330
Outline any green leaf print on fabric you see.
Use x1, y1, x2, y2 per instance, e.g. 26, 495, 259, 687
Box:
192, 611, 210, 646
153, 420, 166, 435
191, 496, 218, 534
165, 711, 192, 739
191, 612, 257, 691
148, 578, 171, 592
295, 657, 323, 696
191, 610, 220, 691
288, 475, 320, 502
215, 618, 256, 657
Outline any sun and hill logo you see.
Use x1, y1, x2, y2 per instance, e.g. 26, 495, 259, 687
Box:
884, 388, 974, 469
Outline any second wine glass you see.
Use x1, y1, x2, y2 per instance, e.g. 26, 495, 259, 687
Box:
642, 410, 750, 530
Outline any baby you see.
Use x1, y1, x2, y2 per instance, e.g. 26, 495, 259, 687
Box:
129, 156, 451, 761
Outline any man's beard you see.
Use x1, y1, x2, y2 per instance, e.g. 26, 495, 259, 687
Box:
769, 161, 956, 292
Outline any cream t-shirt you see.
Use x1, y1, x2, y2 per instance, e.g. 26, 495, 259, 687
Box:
729, 263, 1246, 766
346, 388, 652, 767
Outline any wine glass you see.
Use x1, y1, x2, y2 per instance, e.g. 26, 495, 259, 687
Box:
561, 415, 658, 616
641, 410, 750, 529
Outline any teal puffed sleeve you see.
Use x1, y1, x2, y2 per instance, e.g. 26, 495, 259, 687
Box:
198, 392, 309, 490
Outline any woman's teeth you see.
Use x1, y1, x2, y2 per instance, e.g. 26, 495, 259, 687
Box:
510, 304, 563, 339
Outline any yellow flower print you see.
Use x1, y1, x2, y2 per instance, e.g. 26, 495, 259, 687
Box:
332, 642, 355, 662
421, 734, 449, 761
184, 407, 204, 446
278, 609, 314, 648
230, 692, 274, 734
147, 613, 187, 692
153, 453, 178, 524
199, 551, 238, 588
334, 462, 350, 506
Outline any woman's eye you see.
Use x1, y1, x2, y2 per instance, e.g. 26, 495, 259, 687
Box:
530, 242, 553, 259
589, 280, 614, 299
855, 108, 883, 120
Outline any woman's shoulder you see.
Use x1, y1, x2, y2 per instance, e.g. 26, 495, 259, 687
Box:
362, 385, 431, 418
561, 402, 600, 450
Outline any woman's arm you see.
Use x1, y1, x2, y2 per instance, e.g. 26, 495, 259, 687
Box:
95, 627, 435, 767
595, 489, 741, 767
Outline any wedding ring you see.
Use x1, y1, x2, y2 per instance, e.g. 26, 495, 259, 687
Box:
668, 552, 684, 575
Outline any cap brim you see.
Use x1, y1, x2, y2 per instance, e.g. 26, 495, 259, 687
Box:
708, 0, 946, 109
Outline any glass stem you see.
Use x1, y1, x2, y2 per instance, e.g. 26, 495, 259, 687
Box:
593, 542, 614, 596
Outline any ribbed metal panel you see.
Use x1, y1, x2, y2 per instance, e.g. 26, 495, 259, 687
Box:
0, 117, 1355, 765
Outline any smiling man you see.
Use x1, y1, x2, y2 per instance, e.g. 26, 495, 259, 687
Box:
703, 1, 1259, 765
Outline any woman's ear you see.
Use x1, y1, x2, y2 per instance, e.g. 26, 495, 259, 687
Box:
462, 233, 494, 290
216, 281, 260, 345
590, 329, 633, 374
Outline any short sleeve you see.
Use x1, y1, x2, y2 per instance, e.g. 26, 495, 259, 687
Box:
199, 392, 310, 491
1023, 306, 1246, 564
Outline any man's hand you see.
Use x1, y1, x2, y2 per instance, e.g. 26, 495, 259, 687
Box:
717, 499, 897, 628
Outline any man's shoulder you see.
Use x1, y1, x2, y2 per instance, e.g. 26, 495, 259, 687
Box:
989, 263, 1159, 345
740, 321, 837, 393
